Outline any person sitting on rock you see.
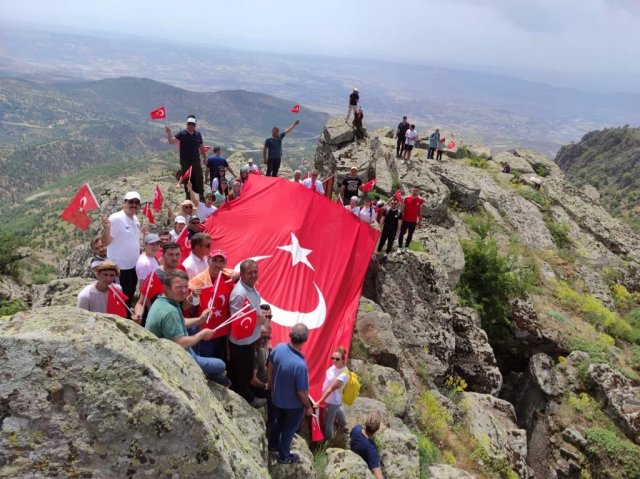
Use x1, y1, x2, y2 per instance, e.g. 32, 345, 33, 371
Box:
76, 260, 123, 314
350, 412, 384, 479
302, 170, 325, 194
146, 270, 231, 387
244, 158, 260, 174
313, 346, 350, 441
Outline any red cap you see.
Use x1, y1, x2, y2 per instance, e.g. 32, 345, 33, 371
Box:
208, 249, 227, 260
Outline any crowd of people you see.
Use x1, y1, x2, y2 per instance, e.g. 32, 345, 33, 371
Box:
74, 90, 442, 475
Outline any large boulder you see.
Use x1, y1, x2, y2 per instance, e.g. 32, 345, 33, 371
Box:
323, 117, 356, 145
377, 426, 420, 479
324, 448, 375, 479
414, 225, 466, 289
355, 298, 402, 369
30, 277, 88, 308
350, 359, 408, 418
0, 307, 270, 478
463, 392, 532, 478
492, 151, 535, 174
587, 363, 640, 443
494, 191, 556, 249
58, 244, 95, 279
268, 435, 317, 479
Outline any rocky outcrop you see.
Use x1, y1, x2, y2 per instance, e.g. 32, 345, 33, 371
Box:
587, 363, 640, 443
350, 359, 408, 418
356, 298, 402, 369
414, 225, 466, 289
463, 392, 532, 478
268, 435, 317, 479
0, 275, 29, 305
324, 448, 375, 479
30, 277, 88, 308
492, 151, 535, 174
429, 464, 477, 479
0, 307, 270, 478
58, 244, 94, 279
494, 192, 556, 249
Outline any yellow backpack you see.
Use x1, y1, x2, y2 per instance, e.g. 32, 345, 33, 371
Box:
340, 368, 361, 406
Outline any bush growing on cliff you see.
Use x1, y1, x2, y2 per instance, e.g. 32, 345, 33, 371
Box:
584, 428, 640, 479
0, 232, 26, 277
457, 237, 536, 332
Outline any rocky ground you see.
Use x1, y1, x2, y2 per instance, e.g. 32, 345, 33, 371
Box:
2, 117, 640, 478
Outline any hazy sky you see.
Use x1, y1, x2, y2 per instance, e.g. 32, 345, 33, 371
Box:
2, 0, 639, 91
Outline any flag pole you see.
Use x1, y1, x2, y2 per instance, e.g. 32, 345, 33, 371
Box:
205, 271, 222, 323
141, 272, 155, 311
210, 303, 253, 333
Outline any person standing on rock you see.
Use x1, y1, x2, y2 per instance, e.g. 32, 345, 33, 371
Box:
353, 106, 365, 140
340, 167, 363, 205
268, 323, 313, 464
166, 115, 208, 201
398, 187, 424, 253
377, 198, 403, 264
428, 128, 440, 159
100, 191, 143, 311
77, 260, 123, 313
229, 259, 268, 408
403, 124, 419, 165
350, 412, 384, 479
145, 270, 231, 387
395, 116, 410, 158
313, 346, 350, 441
346, 87, 359, 123
263, 120, 300, 177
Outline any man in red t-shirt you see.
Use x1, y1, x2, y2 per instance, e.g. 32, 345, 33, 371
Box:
398, 187, 425, 253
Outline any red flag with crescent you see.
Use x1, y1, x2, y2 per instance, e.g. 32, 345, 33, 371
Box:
175, 226, 191, 263
203, 174, 378, 398
140, 271, 165, 305
310, 414, 324, 442
142, 203, 155, 224
153, 185, 164, 212
231, 298, 257, 340
393, 189, 403, 202
106, 286, 129, 318
360, 177, 376, 192
60, 183, 100, 231
290, 104, 301, 113
199, 280, 233, 337
150, 106, 166, 120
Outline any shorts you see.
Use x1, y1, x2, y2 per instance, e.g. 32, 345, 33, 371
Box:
404, 144, 414, 152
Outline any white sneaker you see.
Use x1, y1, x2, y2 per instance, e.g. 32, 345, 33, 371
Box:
397, 248, 403, 254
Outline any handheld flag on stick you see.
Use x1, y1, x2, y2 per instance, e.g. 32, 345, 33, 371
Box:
203, 145, 211, 153
61, 183, 100, 231
231, 299, 257, 340
152, 185, 164, 212
150, 106, 167, 121
181, 166, 193, 182
290, 104, 301, 113
107, 285, 131, 318
393, 189, 403, 202
142, 203, 155, 224
360, 177, 376, 192
175, 224, 192, 264
310, 414, 324, 442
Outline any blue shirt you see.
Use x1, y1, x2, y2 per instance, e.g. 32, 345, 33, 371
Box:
175, 129, 203, 162
270, 343, 308, 409
264, 132, 286, 159
429, 131, 440, 148
207, 155, 229, 173
350, 425, 380, 469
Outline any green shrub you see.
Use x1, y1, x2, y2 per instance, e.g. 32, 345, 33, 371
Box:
457, 237, 538, 332
462, 212, 494, 239
531, 162, 549, 177
0, 232, 27, 277
547, 310, 568, 324
415, 391, 452, 442
415, 432, 439, 478
466, 157, 490, 169
545, 219, 572, 249
408, 241, 425, 252
517, 186, 549, 210
584, 428, 640, 478
0, 299, 27, 316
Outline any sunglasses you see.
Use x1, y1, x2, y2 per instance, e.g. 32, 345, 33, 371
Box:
264, 314, 273, 319
187, 122, 196, 126
184, 205, 193, 209
126, 200, 140, 205
331, 357, 342, 361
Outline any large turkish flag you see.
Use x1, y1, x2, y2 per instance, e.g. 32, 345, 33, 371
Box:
203, 175, 378, 397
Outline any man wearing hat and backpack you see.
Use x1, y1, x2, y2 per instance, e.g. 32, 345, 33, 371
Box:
166, 114, 208, 201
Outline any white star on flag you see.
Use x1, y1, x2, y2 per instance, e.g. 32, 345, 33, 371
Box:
213, 309, 222, 318
277, 233, 314, 271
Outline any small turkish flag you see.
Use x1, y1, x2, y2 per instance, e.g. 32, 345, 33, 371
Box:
107, 286, 129, 318
153, 185, 164, 212
290, 104, 301, 113
199, 281, 233, 337
361, 178, 376, 192
393, 189, 403, 202
310, 414, 324, 442
150, 106, 166, 120
143, 203, 155, 224
60, 183, 100, 231
181, 166, 193, 182
447, 141, 456, 149
231, 298, 256, 340
203, 145, 210, 153
175, 225, 192, 263
140, 271, 164, 305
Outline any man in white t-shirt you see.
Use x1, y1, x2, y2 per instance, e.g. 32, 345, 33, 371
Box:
77, 260, 123, 313
189, 184, 217, 222
136, 233, 161, 285
245, 158, 260, 173
100, 191, 143, 309
182, 233, 211, 279
403, 124, 418, 164
170, 216, 187, 241
301, 170, 325, 194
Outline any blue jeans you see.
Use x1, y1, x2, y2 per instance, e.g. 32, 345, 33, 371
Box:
269, 406, 304, 460
190, 349, 231, 387
193, 336, 227, 362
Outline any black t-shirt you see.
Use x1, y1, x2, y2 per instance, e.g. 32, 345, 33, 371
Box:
349, 92, 359, 106
175, 130, 203, 162
382, 207, 402, 232
397, 121, 410, 138
264, 132, 286, 159
341, 176, 363, 197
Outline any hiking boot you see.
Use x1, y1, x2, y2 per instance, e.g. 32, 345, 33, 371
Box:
250, 397, 267, 408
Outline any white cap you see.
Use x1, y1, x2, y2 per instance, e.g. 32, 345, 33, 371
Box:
123, 191, 140, 201
351, 196, 358, 202
248, 158, 254, 163
186, 117, 197, 124
353, 87, 359, 91
175, 215, 187, 224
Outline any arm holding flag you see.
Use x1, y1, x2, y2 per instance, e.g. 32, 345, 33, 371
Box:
284, 119, 300, 135
166, 126, 178, 145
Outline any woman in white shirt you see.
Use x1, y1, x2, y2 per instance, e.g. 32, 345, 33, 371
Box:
357, 198, 376, 225
314, 347, 350, 440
